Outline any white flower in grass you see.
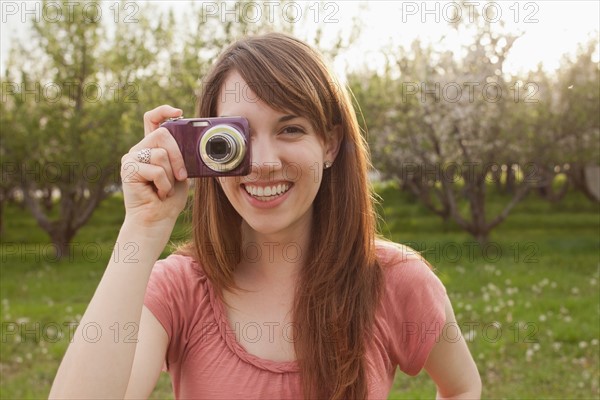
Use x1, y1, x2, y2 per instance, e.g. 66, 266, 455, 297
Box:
579, 341, 588, 349
591, 339, 599, 346
15, 356, 23, 363
25, 352, 32, 360
590, 278, 597, 286
563, 315, 572, 323
539, 314, 547, 322
552, 342, 562, 351
550, 281, 557, 288
464, 330, 477, 342
46, 325, 58, 339
525, 348, 534, 362
507, 300, 514, 307
533, 343, 541, 352
571, 287, 580, 295
16, 317, 29, 324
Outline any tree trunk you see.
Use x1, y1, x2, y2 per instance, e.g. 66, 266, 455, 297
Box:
567, 163, 600, 202
536, 167, 569, 203
49, 226, 76, 260
505, 164, 515, 194
491, 167, 502, 193
42, 188, 54, 212
0, 195, 4, 238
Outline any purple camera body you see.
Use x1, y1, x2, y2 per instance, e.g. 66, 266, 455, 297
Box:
161, 116, 251, 177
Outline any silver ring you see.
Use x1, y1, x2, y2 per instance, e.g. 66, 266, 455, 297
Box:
137, 148, 151, 164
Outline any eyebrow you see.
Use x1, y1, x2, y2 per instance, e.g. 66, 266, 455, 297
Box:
218, 114, 300, 122
279, 114, 299, 122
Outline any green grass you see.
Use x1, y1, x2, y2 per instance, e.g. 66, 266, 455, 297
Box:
1, 187, 598, 399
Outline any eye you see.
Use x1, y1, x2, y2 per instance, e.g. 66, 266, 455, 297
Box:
281, 125, 306, 136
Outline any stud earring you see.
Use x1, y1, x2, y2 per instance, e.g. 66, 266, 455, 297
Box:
324, 161, 332, 169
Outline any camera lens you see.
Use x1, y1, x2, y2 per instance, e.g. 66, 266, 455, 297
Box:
199, 125, 247, 172
207, 135, 233, 161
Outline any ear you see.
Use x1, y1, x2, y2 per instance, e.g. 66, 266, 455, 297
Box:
324, 125, 342, 163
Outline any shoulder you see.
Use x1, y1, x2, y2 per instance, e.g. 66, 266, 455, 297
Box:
375, 239, 428, 267
374, 238, 447, 310
375, 239, 442, 284
374, 239, 448, 375
146, 253, 209, 300
152, 253, 208, 281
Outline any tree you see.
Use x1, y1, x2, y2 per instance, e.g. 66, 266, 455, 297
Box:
350, 4, 538, 243
553, 38, 600, 202
2, 0, 162, 258
1, 0, 362, 257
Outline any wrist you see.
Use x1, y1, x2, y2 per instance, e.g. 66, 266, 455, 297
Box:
123, 211, 177, 231
120, 217, 176, 246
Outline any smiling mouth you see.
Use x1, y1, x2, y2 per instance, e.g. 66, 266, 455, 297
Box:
242, 183, 293, 202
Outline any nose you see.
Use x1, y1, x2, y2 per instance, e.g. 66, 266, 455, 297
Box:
248, 133, 281, 180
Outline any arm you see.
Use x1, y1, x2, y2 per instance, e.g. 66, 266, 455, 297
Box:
424, 296, 482, 399
49, 224, 172, 399
49, 105, 188, 399
124, 305, 169, 399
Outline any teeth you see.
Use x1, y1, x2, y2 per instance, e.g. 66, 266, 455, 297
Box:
244, 183, 290, 199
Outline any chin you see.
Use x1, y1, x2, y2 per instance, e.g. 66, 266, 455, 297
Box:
244, 219, 289, 236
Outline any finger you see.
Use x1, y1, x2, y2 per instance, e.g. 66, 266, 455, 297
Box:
121, 157, 174, 200
143, 105, 183, 136
126, 147, 176, 198
132, 147, 175, 194
130, 128, 188, 181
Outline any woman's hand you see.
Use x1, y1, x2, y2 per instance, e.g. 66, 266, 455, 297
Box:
120, 105, 190, 228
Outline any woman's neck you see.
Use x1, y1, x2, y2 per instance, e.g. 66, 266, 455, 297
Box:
236, 212, 312, 289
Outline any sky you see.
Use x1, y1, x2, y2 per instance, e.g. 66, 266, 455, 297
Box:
1, 1, 599, 77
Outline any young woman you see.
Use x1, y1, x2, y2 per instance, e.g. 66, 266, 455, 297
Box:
50, 33, 481, 399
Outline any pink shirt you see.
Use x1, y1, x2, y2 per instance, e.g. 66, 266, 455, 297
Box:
144, 242, 447, 399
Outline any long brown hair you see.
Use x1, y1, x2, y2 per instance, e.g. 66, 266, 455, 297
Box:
179, 32, 383, 399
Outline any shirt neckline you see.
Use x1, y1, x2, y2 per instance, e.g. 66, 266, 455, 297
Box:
204, 270, 300, 374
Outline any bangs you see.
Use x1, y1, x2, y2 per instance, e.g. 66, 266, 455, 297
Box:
213, 36, 340, 136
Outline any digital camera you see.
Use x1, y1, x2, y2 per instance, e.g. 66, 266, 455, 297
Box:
161, 116, 251, 177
